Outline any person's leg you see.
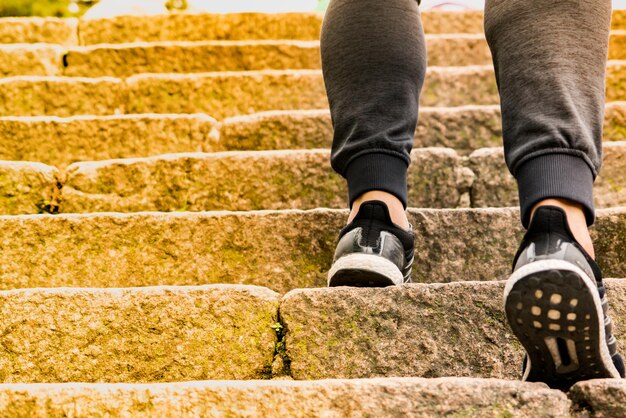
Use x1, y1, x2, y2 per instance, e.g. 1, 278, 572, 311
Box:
321, 0, 426, 230
321, 0, 426, 287
485, 0, 624, 388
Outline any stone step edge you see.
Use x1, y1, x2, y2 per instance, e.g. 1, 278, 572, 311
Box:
0, 377, 580, 416
3, 280, 624, 386
3, 33, 626, 78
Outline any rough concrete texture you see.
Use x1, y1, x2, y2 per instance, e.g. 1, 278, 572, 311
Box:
0, 45, 64, 77
0, 115, 219, 167
0, 76, 125, 117
469, 142, 626, 209
282, 279, 626, 380
63, 41, 323, 77
60, 149, 470, 213
0, 18, 77, 45
570, 379, 626, 417
0, 285, 279, 383
0, 378, 570, 417
0, 161, 59, 215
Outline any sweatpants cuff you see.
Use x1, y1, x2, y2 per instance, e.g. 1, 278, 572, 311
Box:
516, 154, 595, 228
345, 153, 409, 208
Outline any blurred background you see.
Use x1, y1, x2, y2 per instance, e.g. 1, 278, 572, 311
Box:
0, 0, 625, 17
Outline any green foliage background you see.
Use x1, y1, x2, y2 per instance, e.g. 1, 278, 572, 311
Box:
0, 0, 90, 17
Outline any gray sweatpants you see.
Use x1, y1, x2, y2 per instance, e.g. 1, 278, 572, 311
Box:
321, 0, 612, 227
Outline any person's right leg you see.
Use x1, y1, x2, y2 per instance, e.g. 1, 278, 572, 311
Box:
485, 0, 624, 389
321, 0, 426, 287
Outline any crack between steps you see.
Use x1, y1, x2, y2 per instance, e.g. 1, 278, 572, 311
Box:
269, 305, 292, 380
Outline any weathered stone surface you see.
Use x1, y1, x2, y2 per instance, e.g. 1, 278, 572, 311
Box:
0, 210, 343, 292
422, 10, 484, 34
422, 66, 499, 107
613, 11, 626, 30
3, 65, 623, 117
426, 34, 492, 66
78, 13, 325, 44
0, 285, 279, 383
0, 45, 63, 77
282, 281, 518, 380
570, 379, 626, 417
469, 142, 626, 209
0, 76, 125, 117
60, 149, 470, 213
0, 18, 77, 45
610, 32, 626, 60
607, 61, 626, 102
467, 147, 517, 208
0, 378, 570, 417
64, 41, 322, 77
1, 207, 626, 291
0, 161, 59, 215
605, 101, 626, 141
125, 70, 327, 119
282, 279, 626, 380
416, 105, 502, 150
77, 11, 486, 45
220, 110, 333, 151
221, 103, 626, 153
0, 115, 219, 167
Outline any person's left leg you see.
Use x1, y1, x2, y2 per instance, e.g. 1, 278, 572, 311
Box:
484, 0, 624, 389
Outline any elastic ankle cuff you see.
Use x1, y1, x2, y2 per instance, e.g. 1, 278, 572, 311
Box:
345, 153, 409, 208
516, 154, 595, 228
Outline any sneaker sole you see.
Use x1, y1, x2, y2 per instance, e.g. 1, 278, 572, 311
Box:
504, 259, 620, 390
327, 253, 404, 287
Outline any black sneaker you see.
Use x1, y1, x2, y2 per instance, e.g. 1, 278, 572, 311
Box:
504, 206, 625, 390
327, 200, 414, 287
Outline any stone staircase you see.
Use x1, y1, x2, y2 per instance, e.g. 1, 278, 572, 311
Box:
0, 9, 624, 417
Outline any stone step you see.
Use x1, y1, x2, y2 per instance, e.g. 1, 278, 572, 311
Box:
6, 33, 626, 77
0, 378, 570, 417
59, 140, 626, 213
2, 63, 625, 118
469, 141, 626, 209
0, 161, 59, 215
59, 148, 471, 213
1, 11, 624, 46
1, 208, 625, 292
0, 114, 220, 167
77, 10, 626, 44
570, 379, 626, 417
3, 103, 624, 166
281, 280, 626, 381
0, 285, 279, 383
0, 17, 77, 45
76, 12, 484, 45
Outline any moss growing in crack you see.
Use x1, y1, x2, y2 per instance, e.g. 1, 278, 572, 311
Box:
270, 319, 292, 378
